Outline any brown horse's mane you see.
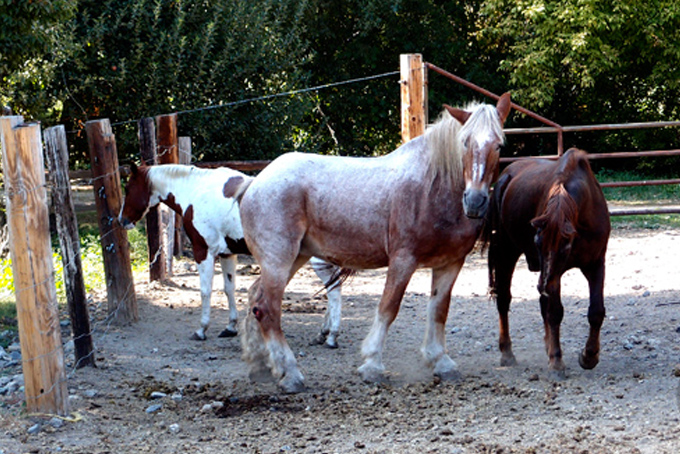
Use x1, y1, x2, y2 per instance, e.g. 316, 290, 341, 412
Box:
533, 183, 579, 238
533, 149, 588, 240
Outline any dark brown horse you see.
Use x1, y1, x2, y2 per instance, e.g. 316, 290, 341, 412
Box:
485, 148, 610, 378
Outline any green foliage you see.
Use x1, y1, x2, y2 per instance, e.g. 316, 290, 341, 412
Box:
0, 0, 77, 79
478, 0, 680, 162
0, 224, 149, 306
57, 0, 314, 164
479, 0, 680, 112
298, 0, 502, 156
0, 0, 76, 121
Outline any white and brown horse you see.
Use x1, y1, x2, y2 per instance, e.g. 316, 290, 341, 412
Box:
119, 164, 344, 347
238, 93, 512, 392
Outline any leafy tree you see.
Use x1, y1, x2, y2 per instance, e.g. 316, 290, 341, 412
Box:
478, 0, 680, 164
57, 0, 314, 165
0, 0, 76, 119
298, 0, 500, 156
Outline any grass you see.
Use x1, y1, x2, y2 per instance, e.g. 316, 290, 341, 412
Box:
597, 169, 680, 229
0, 218, 149, 343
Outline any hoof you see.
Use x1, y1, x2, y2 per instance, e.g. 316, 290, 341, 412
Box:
579, 350, 599, 370
548, 367, 567, 381
324, 337, 339, 349
190, 332, 207, 341
433, 355, 460, 381
309, 333, 326, 346
358, 363, 385, 383
500, 353, 518, 367
279, 373, 306, 394
218, 327, 238, 338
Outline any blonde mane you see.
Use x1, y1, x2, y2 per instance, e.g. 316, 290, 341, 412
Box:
425, 102, 505, 188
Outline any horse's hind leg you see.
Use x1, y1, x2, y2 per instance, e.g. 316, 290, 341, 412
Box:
192, 256, 217, 341
359, 253, 417, 382
421, 261, 464, 380
218, 255, 238, 338
309, 258, 342, 348
579, 260, 606, 369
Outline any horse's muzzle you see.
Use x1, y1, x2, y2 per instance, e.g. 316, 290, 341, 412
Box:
463, 189, 489, 219
119, 216, 135, 230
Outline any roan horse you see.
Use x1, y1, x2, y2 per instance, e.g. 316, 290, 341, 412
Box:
118, 164, 344, 347
484, 148, 611, 378
237, 93, 512, 392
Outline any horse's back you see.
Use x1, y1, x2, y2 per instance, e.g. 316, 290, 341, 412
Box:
494, 149, 609, 263
240, 146, 431, 268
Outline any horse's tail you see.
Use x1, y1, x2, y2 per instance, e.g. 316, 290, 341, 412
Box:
310, 258, 355, 294
481, 173, 511, 297
233, 176, 254, 203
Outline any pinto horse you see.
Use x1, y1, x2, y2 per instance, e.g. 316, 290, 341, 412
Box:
118, 164, 344, 347
237, 93, 512, 392
485, 148, 610, 378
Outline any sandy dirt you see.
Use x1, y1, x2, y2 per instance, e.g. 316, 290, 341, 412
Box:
2, 227, 680, 453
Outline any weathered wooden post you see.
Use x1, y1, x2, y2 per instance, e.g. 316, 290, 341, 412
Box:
175, 136, 193, 258
178, 136, 192, 165
400, 53, 428, 143
44, 125, 95, 368
85, 119, 138, 323
155, 114, 179, 272
0, 116, 69, 414
138, 117, 166, 282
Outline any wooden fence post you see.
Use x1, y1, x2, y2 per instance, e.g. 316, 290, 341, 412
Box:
175, 136, 193, 258
44, 125, 95, 368
155, 114, 180, 270
400, 53, 428, 143
0, 117, 69, 415
178, 136, 192, 165
138, 117, 166, 282
85, 119, 138, 324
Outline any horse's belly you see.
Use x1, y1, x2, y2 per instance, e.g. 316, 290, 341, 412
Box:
300, 232, 388, 270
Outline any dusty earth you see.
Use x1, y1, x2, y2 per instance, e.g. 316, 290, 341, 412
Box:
2, 227, 680, 453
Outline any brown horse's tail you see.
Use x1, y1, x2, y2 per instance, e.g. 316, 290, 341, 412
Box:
481, 173, 511, 297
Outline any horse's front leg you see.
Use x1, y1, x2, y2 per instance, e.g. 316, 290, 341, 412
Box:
192, 256, 217, 341
242, 256, 310, 393
359, 253, 417, 383
539, 278, 566, 378
493, 251, 521, 367
217, 255, 238, 338
579, 260, 606, 369
421, 261, 464, 380
309, 258, 342, 349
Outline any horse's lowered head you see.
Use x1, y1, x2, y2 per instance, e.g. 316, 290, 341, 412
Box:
119, 162, 155, 230
530, 183, 579, 297
445, 92, 512, 219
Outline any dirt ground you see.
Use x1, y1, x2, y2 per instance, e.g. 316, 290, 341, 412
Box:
2, 227, 680, 453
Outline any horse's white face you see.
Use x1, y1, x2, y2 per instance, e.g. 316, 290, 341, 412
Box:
446, 92, 512, 219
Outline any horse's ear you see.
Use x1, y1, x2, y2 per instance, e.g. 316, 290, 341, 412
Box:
129, 162, 138, 175
562, 220, 576, 237
531, 215, 547, 232
444, 104, 472, 125
496, 92, 512, 124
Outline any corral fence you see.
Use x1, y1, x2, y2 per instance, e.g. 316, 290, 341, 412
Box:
1, 54, 678, 415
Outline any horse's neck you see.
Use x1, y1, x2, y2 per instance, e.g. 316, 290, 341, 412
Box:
149, 166, 196, 208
